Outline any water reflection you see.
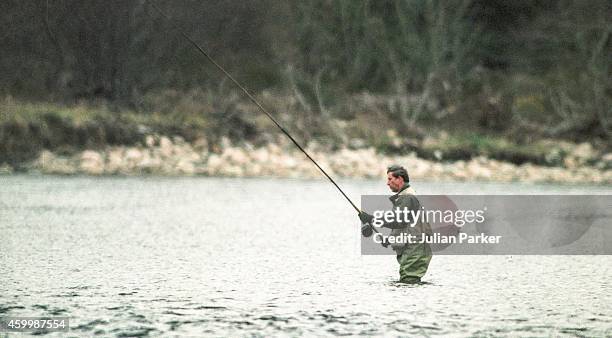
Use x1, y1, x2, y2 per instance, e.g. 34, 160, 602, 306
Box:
1, 176, 610, 336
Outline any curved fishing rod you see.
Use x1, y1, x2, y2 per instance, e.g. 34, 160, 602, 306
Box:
146, 1, 361, 214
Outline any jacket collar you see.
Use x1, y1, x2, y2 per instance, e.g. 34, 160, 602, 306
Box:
389, 183, 415, 202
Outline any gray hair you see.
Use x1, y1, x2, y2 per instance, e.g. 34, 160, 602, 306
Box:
387, 164, 409, 183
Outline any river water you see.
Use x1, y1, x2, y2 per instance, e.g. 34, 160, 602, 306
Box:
1, 175, 611, 337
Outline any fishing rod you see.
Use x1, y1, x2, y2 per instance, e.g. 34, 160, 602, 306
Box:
146, 1, 362, 215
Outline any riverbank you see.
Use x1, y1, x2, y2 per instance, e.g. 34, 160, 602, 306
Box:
1, 97, 610, 183
4, 134, 609, 184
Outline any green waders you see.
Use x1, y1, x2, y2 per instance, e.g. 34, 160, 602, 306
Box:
396, 243, 432, 283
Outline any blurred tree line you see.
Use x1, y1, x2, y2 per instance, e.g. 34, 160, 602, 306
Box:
0, 0, 609, 140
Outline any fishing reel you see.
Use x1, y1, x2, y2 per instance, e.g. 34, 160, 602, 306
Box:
361, 223, 374, 237
359, 211, 375, 237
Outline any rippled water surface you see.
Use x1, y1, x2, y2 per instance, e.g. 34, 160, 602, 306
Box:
1, 175, 611, 337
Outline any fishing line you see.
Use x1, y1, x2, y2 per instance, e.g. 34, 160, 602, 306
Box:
146, 1, 362, 214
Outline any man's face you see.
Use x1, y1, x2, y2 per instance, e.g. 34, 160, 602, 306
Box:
387, 172, 404, 192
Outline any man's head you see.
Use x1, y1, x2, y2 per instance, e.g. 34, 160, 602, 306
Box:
386, 164, 409, 192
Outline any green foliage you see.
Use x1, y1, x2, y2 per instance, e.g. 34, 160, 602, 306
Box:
419, 132, 560, 165
289, 0, 478, 91
0, 0, 609, 142
0, 104, 144, 167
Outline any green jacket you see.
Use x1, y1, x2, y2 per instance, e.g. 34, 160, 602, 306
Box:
384, 184, 433, 254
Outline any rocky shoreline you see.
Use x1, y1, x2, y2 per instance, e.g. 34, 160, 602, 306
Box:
2, 135, 610, 184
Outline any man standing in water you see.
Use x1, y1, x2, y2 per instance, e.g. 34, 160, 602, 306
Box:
359, 165, 433, 284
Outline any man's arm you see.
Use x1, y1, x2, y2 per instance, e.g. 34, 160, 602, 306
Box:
380, 195, 418, 229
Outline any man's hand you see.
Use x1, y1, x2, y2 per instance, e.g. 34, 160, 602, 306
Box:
358, 211, 374, 225
361, 223, 373, 237
359, 212, 374, 238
